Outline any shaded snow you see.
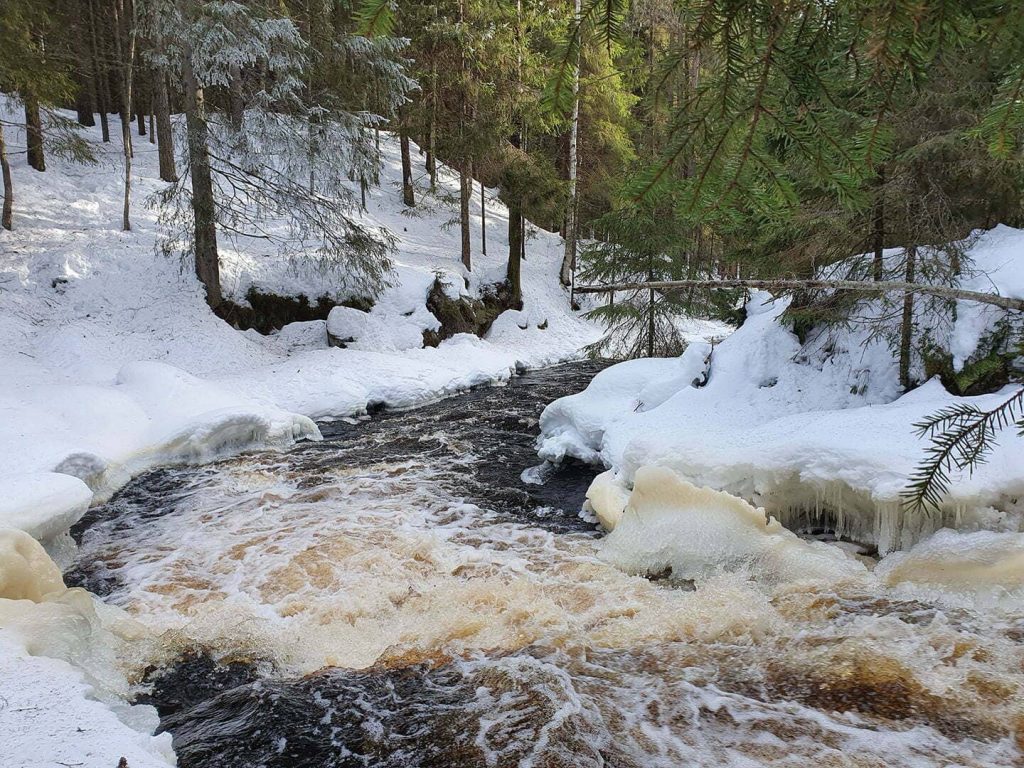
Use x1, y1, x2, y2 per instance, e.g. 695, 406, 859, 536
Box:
540, 234, 1024, 554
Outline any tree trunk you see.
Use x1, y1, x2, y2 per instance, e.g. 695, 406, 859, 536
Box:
507, 196, 523, 307
24, 95, 45, 172
137, 102, 146, 136
400, 128, 415, 206
426, 113, 436, 189
114, 0, 136, 230
0, 123, 13, 230
872, 166, 885, 281
573, 277, 1024, 312
899, 246, 916, 390
647, 257, 655, 358
480, 181, 486, 256
183, 56, 222, 308
460, 161, 472, 271
427, 61, 437, 190
88, 0, 110, 143
154, 68, 177, 182
559, 0, 582, 287
111, 0, 132, 161
75, 25, 96, 128
148, 106, 155, 144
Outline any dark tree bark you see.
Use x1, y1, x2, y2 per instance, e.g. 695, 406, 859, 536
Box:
872, 166, 885, 281
88, 0, 111, 143
425, 116, 436, 189
480, 181, 486, 256
460, 161, 472, 271
24, 94, 45, 171
0, 123, 13, 230
899, 246, 916, 390
154, 68, 177, 182
426, 64, 437, 190
77, 6, 99, 129
111, 0, 133, 162
506, 196, 523, 307
75, 24, 96, 128
136, 99, 146, 136
400, 128, 415, 207
183, 56, 222, 308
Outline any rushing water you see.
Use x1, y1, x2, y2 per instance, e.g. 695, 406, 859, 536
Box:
67, 362, 1024, 767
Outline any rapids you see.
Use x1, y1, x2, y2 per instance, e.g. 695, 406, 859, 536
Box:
65, 362, 1024, 767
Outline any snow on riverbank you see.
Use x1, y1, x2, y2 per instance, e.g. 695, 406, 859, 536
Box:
0, 106, 606, 766
0, 106, 604, 532
540, 228, 1024, 554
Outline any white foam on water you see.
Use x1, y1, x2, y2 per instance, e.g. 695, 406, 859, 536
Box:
68, 446, 1024, 765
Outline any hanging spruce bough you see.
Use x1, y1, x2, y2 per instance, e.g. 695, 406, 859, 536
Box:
903, 382, 1024, 513
140, 0, 415, 308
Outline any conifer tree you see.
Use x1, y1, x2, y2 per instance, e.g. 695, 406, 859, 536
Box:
142, 0, 413, 309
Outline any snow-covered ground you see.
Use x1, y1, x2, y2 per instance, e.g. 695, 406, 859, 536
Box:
0, 107, 608, 527
0, 106, 616, 767
540, 227, 1024, 555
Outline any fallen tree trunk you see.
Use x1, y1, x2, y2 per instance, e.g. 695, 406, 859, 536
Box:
574, 278, 1024, 313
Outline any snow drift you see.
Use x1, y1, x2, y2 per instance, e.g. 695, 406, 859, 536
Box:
540, 228, 1024, 553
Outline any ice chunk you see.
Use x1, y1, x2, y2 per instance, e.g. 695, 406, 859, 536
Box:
599, 466, 866, 584
0, 472, 92, 542
875, 528, 1024, 592
585, 469, 631, 530
0, 529, 173, 766
0, 528, 66, 601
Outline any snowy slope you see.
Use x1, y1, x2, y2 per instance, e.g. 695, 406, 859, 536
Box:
0, 105, 604, 532
539, 231, 1024, 554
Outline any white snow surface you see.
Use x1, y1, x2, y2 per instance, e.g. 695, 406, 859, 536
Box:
0, 105, 602, 516
540, 231, 1024, 553
0, 106, 605, 767
0, 472, 93, 542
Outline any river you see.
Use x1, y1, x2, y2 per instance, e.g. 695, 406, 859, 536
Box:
66, 362, 1023, 767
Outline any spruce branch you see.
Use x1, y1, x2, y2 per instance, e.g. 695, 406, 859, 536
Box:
902, 387, 1024, 511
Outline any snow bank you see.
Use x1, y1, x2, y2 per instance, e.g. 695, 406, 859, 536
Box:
599, 466, 866, 584
0, 529, 174, 767
540, 230, 1024, 553
0, 473, 92, 542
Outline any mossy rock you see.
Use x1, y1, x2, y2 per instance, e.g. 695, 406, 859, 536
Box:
216, 288, 373, 334
924, 347, 1017, 396
422, 278, 520, 348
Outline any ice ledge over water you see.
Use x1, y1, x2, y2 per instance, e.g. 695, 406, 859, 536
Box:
599, 466, 868, 585
0, 473, 93, 542
540, 284, 1024, 554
